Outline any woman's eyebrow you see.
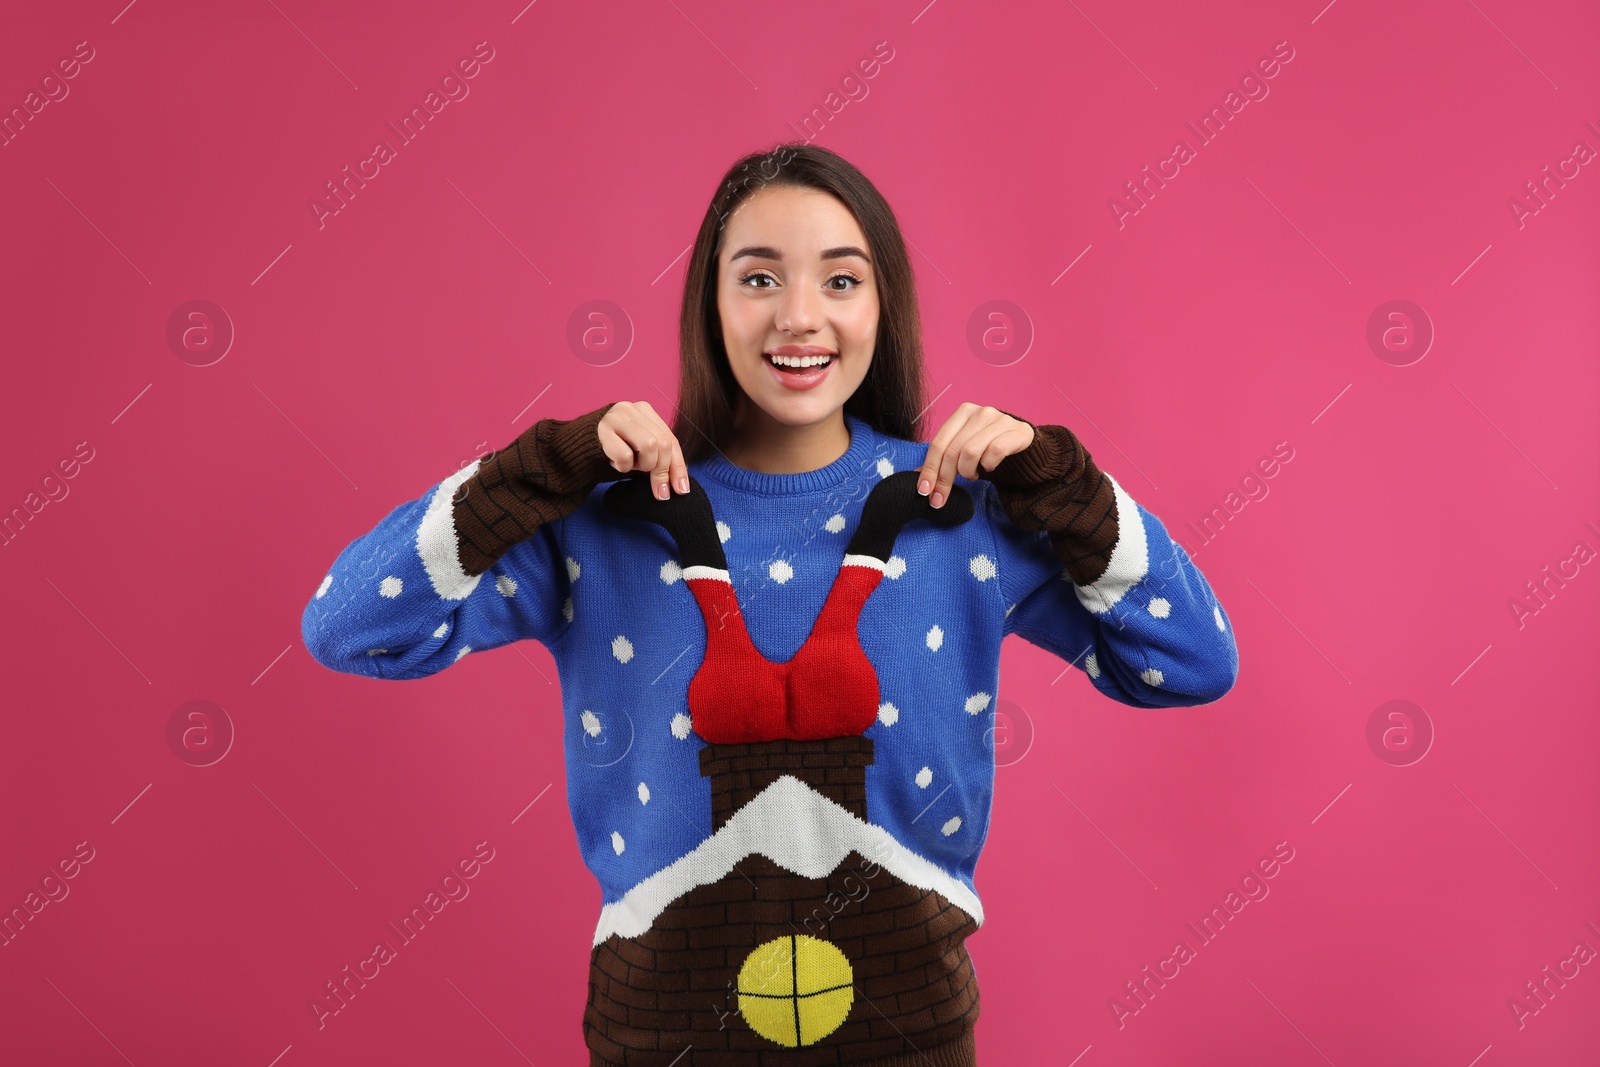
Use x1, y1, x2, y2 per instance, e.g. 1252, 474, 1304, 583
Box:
728, 245, 873, 264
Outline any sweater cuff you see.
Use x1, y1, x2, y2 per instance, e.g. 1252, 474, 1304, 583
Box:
982, 410, 1085, 488
979, 409, 1120, 587
451, 402, 617, 576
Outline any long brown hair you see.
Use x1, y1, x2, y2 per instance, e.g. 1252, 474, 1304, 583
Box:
672, 142, 928, 463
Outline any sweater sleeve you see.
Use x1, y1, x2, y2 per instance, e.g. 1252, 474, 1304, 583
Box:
300, 402, 617, 680
980, 410, 1238, 707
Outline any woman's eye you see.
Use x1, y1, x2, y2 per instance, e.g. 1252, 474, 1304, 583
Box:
827, 274, 862, 291
739, 272, 776, 288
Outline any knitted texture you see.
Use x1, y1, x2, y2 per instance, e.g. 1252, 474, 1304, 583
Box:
453, 401, 618, 576
301, 410, 1239, 1065
988, 408, 1119, 586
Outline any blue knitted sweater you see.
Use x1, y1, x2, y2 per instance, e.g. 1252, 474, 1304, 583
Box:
301, 409, 1237, 1060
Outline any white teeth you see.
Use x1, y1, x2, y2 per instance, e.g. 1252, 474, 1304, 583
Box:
767, 353, 834, 368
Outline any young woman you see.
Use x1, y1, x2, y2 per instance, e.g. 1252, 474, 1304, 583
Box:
303, 143, 1237, 1066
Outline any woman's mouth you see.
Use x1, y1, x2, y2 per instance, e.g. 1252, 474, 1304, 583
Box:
764, 349, 836, 390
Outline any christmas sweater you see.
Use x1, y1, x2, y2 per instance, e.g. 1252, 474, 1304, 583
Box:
301, 404, 1238, 1066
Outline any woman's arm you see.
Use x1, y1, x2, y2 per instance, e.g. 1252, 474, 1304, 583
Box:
980, 411, 1239, 707
300, 403, 616, 680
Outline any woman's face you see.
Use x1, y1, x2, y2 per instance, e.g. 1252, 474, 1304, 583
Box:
716, 185, 878, 430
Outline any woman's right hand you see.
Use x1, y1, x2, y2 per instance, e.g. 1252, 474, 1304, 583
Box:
597, 401, 690, 500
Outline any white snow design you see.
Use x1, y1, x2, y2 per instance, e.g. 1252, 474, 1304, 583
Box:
453, 645, 471, 661
941, 816, 963, 836
915, 767, 933, 788
591, 776, 983, 945
432, 622, 449, 639
1141, 667, 1165, 687
1086, 653, 1101, 679
315, 574, 332, 598
670, 713, 692, 740
885, 556, 906, 579
964, 692, 991, 715
926, 625, 944, 651
612, 635, 634, 663
876, 457, 894, 478
611, 831, 625, 855
968, 555, 997, 582
1214, 604, 1227, 631
638, 782, 650, 804
877, 702, 899, 726
563, 597, 573, 621
580, 709, 602, 737
769, 560, 794, 584
716, 521, 731, 544
379, 576, 403, 598
496, 574, 518, 597
824, 514, 846, 533
661, 560, 682, 584
1148, 597, 1171, 618
566, 556, 581, 582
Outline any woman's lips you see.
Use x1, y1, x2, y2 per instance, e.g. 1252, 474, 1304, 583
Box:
764, 353, 834, 391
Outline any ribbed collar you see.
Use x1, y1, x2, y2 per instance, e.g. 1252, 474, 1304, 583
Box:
694, 412, 881, 496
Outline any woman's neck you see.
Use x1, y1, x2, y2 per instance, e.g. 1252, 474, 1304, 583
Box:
721, 404, 851, 474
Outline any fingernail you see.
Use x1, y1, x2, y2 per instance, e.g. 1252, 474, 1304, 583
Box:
656, 483, 668, 500
676, 476, 689, 493
917, 478, 930, 495
931, 491, 944, 508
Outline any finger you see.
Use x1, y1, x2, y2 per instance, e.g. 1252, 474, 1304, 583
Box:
668, 434, 689, 494
952, 412, 1003, 481
931, 406, 984, 507
919, 404, 973, 499
978, 422, 1030, 473
595, 420, 632, 473
640, 408, 680, 499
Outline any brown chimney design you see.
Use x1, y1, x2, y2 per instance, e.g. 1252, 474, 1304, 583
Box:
582, 472, 984, 1066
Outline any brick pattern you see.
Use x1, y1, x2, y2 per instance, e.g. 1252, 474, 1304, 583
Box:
699, 737, 875, 831
583, 736, 981, 1066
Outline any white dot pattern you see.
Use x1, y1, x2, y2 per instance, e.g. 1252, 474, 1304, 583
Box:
611, 831, 625, 855
915, 767, 933, 788
1085, 653, 1100, 679
969, 555, 997, 582
964, 692, 991, 715
877, 702, 899, 727
379, 576, 403, 598
885, 556, 906, 579
566, 557, 581, 582
660, 560, 682, 584
496, 575, 518, 597
941, 816, 962, 836
1149, 597, 1170, 618
769, 560, 793, 584
824, 514, 846, 533
670, 713, 692, 740
315, 574, 332, 598
1141, 667, 1165, 687
612, 635, 634, 663
637, 782, 650, 804
716, 521, 731, 543
926, 625, 944, 651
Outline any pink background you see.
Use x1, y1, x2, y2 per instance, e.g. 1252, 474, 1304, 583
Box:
3, 0, 1597, 1063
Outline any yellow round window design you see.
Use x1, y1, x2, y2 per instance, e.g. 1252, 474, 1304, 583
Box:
736, 934, 854, 1046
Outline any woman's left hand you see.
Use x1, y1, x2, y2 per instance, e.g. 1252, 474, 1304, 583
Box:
917, 404, 1035, 508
